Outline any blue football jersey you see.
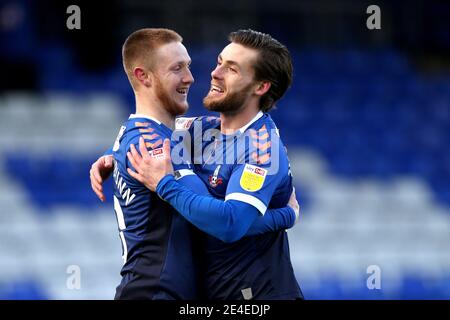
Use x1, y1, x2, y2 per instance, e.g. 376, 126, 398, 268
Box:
111, 114, 202, 299
181, 112, 303, 300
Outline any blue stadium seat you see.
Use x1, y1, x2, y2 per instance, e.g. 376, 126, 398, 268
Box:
0, 280, 48, 300
5, 154, 113, 210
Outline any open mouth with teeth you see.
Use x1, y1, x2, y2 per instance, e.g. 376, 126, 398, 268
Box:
176, 88, 188, 95
210, 84, 225, 95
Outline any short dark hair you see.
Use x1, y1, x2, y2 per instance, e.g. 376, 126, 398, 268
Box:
122, 28, 182, 90
228, 29, 293, 112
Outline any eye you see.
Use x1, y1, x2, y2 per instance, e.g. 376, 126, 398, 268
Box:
229, 67, 237, 73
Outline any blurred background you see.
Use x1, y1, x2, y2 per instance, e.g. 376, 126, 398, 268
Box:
0, 0, 449, 299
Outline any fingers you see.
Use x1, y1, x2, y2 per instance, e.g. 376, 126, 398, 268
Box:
129, 143, 140, 162
92, 183, 105, 202
90, 172, 103, 192
90, 173, 105, 202
127, 167, 143, 184
288, 187, 299, 209
90, 162, 105, 202
289, 187, 300, 224
139, 136, 150, 160
130, 143, 145, 170
91, 155, 114, 184
162, 139, 174, 174
288, 190, 296, 203
104, 155, 113, 167
127, 147, 142, 174
127, 143, 142, 181
91, 161, 104, 185
163, 139, 171, 160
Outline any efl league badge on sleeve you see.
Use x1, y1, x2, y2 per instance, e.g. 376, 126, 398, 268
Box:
149, 148, 165, 159
240, 164, 267, 192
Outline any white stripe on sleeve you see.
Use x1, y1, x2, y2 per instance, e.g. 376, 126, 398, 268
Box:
225, 193, 267, 215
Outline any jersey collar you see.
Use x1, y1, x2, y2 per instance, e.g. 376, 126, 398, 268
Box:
129, 113, 162, 125
237, 111, 264, 134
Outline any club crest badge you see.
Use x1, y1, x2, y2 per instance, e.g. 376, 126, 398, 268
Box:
209, 165, 223, 188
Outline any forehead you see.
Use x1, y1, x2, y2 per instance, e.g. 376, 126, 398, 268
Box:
219, 43, 259, 67
154, 41, 191, 66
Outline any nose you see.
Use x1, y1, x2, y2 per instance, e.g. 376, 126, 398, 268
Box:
211, 65, 222, 80
184, 68, 194, 84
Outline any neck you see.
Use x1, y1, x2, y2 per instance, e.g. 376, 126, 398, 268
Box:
220, 103, 260, 134
135, 91, 175, 129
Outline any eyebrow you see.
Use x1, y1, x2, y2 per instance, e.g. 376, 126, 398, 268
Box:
218, 54, 240, 69
170, 60, 191, 68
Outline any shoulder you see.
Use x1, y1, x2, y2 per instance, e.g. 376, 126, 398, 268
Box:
123, 118, 167, 151
243, 115, 288, 167
248, 114, 280, 138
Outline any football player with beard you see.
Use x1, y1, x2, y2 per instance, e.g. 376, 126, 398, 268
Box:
125, 29, 304, 300
91, 28, 299, 300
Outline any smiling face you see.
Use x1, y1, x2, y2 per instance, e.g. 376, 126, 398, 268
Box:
203, 43, 259, 114
151, 41, 194, 116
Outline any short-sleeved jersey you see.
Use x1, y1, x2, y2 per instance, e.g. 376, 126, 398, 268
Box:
179, 112, 302, 300
112, 114, 202, 299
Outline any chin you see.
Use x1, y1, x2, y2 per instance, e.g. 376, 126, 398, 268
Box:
175, 101, 189, 115
203, 96, 224, 111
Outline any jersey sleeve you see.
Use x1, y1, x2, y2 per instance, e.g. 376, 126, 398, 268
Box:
246, 206, 296, 235
104, 148, 113, 156
157, 171, 296, 242
225, 127, 291, 215
127, 121, 191, 176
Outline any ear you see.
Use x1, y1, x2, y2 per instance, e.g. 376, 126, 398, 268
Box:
254, 81, 271, 96
134, 67, 152, 87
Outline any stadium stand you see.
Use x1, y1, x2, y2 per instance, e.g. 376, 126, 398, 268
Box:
0, 45, 449, 299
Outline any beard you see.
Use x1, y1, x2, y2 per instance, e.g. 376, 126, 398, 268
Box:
154, 77, 188, 116
203, 82, 254, 115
